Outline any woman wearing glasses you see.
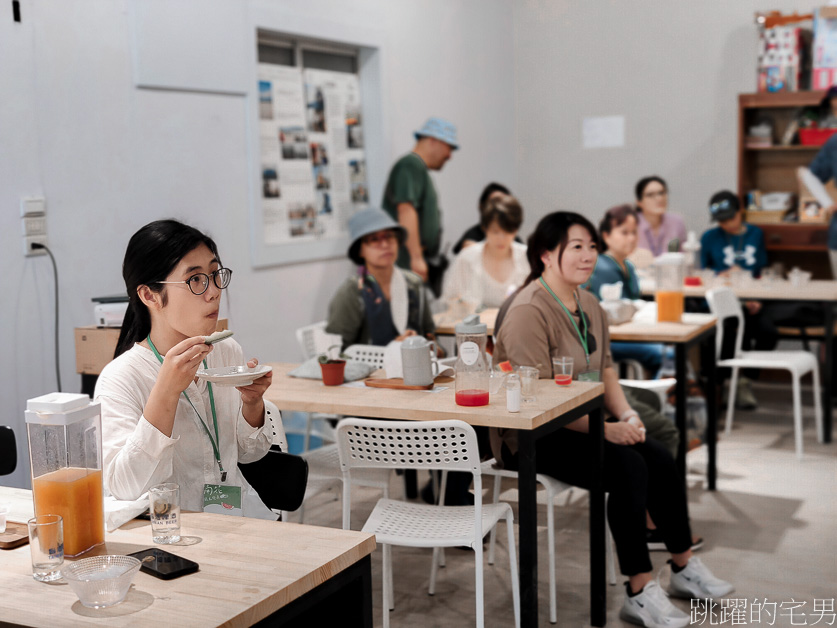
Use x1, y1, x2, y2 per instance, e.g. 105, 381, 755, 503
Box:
326, 207, 436, 350
95, 220, 278, 518
635, 176, 687, 257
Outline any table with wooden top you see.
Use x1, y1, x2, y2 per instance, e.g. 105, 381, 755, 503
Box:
609, 313, 719, 490
641, 278, 837, 443
265, 363, 607, 628
0, 486, 375, 628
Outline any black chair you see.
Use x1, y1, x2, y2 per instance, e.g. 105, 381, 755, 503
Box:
238, 446, 309, 513
0, 426, 17, 476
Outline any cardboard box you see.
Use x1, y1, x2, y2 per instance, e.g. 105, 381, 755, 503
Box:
799, 196, 829, 222
74, 319, 228, 375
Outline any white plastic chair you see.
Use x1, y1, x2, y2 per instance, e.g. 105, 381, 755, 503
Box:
706, 287, 823, 459
344, 343, 387, 369
481, 459, 617, 624
337, 419, 520, 628
618, 377, 678, 410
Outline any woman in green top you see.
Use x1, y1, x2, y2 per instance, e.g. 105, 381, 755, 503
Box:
326, 208, 436, 350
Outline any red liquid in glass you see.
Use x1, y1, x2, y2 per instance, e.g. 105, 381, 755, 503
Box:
554, 374, 572, 386
455, 389, 490, 407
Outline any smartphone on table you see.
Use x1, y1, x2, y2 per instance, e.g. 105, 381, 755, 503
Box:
127, 548, 199, 580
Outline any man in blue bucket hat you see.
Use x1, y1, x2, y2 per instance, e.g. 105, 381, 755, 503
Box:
383, 117, 458, 295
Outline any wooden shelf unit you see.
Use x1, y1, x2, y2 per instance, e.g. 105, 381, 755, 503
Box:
738, 91, 832, 277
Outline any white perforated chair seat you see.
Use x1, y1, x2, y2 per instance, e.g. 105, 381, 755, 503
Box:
363, 499, 512, 548
302, 444, 391, 488
718, 351, 818, 375
344, 344, 387, 369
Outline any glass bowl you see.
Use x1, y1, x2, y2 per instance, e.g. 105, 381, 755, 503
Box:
62, 555, 141, 608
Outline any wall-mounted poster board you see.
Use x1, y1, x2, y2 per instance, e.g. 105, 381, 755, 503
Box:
257, 65, 369, 248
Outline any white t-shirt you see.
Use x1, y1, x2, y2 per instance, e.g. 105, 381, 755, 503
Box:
443, 240, 529, 308
94, 339, 278, 518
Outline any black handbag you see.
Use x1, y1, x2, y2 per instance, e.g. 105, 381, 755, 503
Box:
238, 446, 309, 513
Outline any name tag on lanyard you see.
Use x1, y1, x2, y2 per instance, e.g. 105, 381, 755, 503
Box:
203, 484, 242, 516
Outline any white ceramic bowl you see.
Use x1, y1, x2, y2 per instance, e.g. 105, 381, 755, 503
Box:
62, 555, 141, 608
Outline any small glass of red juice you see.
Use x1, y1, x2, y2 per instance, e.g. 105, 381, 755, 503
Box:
552, 356, 573, 386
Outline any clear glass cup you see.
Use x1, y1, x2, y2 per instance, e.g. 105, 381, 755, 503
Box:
149, 483, 181, 544
552, 357, 574, 385
0, 502, 10, 534
488, 370, 506, 395
28, 514, 64, 582
516, 366, 539, 403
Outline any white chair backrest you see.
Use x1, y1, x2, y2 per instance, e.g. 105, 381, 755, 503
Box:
267, 400, 289, 450
705, 287, 745, 358
336, 418, 482, 529
344, 344, 387, 368
295, 321, 340, 360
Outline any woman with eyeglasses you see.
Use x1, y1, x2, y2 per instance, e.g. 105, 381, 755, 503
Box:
326, 207, 436, 350
634, 176, 687, 257
95, 220, 278, 518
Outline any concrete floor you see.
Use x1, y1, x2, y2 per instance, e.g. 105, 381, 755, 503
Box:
297, 382, 837, 627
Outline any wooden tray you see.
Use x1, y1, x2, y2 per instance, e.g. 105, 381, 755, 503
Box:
364, 376, 453, 391
0, 522, 29, 550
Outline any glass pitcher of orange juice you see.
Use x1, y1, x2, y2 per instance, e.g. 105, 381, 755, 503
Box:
654, 253, 685, 323
25, 393, 105, 557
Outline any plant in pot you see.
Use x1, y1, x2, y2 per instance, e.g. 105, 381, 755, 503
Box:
318, 345, 348, 386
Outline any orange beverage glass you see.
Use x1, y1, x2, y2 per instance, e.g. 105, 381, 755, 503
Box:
33, 467, 104, 557
656, 290, 684, 323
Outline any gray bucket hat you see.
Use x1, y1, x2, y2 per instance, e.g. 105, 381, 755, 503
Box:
347, 208, 406, 265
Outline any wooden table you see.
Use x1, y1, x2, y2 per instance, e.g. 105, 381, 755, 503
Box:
265, 363, 607, 628
0, 486, 375, 627
642, 279, 837, 443
610, 313, 719, 490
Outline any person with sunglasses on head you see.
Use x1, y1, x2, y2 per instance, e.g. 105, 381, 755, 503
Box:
451, 182, 523, 255
491, 211, 732, 627
95, 220, 278, 518
634, 176, 688, 257
326, 207, 437, 351
700, 191, 777, 410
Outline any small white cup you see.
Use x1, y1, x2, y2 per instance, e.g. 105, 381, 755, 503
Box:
0, 502, 10, 534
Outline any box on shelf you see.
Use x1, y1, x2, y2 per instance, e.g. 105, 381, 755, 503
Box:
799, 127, 837, 145
757, 20, 812, 92
745, 209, 790, 224
799, 196, 830, 223
813, 7, 837, 88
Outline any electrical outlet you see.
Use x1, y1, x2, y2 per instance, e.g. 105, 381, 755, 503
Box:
23, 235, 48, 257
22, 216, 46, 236
20, 197, 46, 217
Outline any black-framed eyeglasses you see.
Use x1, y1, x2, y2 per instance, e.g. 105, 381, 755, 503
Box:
154, 268, 233, 295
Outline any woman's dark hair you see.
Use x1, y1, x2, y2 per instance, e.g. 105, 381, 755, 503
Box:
524, 211, 599, 285
598, 204, 638, 253
634, 175, 668, 205
114, 220, 220, 357
478, 182, 511, 214
480, 195, 523, 233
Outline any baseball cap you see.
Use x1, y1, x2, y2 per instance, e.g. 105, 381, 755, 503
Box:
708, 190, 740, 222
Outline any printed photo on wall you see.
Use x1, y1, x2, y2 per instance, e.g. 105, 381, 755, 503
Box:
262, 166, 279, 198
313, 164, 330, 190
349, 159, 368, 202
288, 202, 322, 237
306, 85, 326, 133
317, 190, 333, 215
259, 81, 273, 120
347, 105, 363, 149
279, 126, 309, 160
310, 142, 329, 166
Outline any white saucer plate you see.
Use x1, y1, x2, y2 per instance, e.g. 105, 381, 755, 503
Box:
196, 365, 272, 386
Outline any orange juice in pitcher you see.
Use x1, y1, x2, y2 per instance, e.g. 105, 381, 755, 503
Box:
26, 393, 105, 557
654, 253, 686, 323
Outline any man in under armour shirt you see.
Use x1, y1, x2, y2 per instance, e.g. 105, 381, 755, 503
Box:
700, 190, 777, 410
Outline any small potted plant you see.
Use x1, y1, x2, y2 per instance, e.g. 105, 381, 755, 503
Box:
318, 345, 348, 386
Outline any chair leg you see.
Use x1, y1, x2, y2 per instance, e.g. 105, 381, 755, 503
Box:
546, 483, 557, 624
488, 474, 502, 566
792, 373, 804, 460
303, 413, 312, 453
429, 547, 441, 596
382, 544, 392, 627
725, 367, 740, 435
474, 538, 485, 628
505, 512, 521, 628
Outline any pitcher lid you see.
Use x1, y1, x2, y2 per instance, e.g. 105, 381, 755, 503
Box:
455, 314, 487, 334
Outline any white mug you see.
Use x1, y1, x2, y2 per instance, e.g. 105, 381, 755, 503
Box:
401, 337, 440, 386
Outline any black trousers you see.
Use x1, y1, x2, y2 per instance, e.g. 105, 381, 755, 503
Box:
501, 430, 692, 576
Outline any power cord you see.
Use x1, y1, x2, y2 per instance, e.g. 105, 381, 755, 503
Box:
31, 242, 61, 392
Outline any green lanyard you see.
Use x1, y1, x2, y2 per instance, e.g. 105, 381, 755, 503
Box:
539, 277, 590, 368
147, 336, 226, 482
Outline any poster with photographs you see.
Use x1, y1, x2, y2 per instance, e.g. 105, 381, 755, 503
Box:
256, 63, 369, 247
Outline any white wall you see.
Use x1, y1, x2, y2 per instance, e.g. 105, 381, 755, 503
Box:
514, 0, 815, 235
0, 0, 516, 487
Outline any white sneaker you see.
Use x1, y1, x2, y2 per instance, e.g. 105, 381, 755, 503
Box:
620, 581, 690, 628
669, 557, 734, 599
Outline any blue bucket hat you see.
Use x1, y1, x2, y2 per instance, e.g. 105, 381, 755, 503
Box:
347, 208, 406, 265
414, 117, 459, 149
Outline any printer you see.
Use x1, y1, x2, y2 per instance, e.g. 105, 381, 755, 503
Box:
92, 295, 129, 328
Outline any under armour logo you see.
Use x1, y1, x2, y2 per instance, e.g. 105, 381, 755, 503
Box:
722, 244, 756, 268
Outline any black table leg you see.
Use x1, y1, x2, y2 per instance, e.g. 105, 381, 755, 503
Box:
588, 404, 606, 627
700, 330, 718, 491
517, 431, 538, 628
824, 302, 833, 443
674, 344, 688, 481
